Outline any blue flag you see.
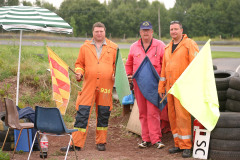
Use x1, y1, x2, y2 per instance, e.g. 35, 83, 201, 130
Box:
132, 56, 167, 111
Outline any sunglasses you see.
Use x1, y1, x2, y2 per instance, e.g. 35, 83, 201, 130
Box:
170, 21, 181, 24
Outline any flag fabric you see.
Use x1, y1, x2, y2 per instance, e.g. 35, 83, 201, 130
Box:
115, 49, 131, 104
133, 56, 167, 111
47, 47, 70, 115
168, 40, 220, 131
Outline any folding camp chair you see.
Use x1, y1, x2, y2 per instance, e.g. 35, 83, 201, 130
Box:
2, 98, 34, 159
27, 106, 78, 160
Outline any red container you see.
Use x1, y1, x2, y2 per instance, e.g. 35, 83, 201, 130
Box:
193, 119, 205, 144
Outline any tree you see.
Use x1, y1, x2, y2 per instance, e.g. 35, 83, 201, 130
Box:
226, 0, 240, 37
184, 3, 213, 37
34, 0, 57, 12
214, 0, 232, 38
22, 0, 32, 6
70, 16, 77, 37
6, 0, 19, 6
149, 1, 170, 38
59, 0, 108, 37
0, 0, 5, 6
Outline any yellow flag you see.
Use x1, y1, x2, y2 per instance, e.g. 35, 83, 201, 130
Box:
47, 47, 70, 115
168, 40, 220, 131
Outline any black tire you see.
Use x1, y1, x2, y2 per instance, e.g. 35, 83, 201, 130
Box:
0, 111, 6, 121
215, 112, 240, 128
213, 65, 217, 70
209, 150, 240, 160
217, 90, 227, 101
226, 99, 240, 112
227, 88, 240, 101
229, 77, 240, 91
219, 100, 226, 112
0, 141, 14, 151
0, 130, 14, 142
211, 128, 240, 140
210, 139, 240, 151
0, 111, 8, 131
214, 70, 239, 90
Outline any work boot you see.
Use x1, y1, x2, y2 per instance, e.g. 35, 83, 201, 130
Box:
97, 144, 106, 151
182, 149, 192, 158
60, 145, 81, 152
169, 147, 183, 154
154, 141, 165, 149
138, 141, 151, 148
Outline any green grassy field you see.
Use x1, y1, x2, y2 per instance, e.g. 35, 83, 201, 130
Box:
0, 44, 239, 125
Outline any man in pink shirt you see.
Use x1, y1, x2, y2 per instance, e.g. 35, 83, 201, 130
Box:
125, 21, 169, 149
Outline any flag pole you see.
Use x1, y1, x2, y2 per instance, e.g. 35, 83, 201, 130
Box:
69, 67, 76, 74
160, 92, 168, 103
68, 67, 82, 89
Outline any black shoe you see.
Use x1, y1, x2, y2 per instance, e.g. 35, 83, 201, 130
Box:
97, 144, 106, 151
169, 147, 183, 154
182, 149, 192, 158
60, 145, 81, 152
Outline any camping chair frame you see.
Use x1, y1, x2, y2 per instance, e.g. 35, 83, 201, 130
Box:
2, 98, 34, 159
27, 106, 78, 160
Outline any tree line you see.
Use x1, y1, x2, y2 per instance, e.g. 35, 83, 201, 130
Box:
1, 0, 240, 39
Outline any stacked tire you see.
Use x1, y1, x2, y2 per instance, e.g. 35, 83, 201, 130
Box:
208, 71, 240, 160
226, 77, 240, 112
214, 70, 239, 111
209, 112, 240, 160
0, 112, 14, 151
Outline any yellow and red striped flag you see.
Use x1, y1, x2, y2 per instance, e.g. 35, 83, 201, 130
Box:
47, 47, 70, 115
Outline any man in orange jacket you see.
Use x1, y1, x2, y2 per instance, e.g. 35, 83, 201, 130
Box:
158, 21, 199, 158
61, 22, 118, 152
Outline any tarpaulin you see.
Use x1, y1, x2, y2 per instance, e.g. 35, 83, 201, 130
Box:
133, 56, 167, 111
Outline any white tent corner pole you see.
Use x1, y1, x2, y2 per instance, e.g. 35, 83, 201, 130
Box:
16, 30, 22, 106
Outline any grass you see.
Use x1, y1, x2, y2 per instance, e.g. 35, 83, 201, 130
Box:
0, 43, 239, 125
0, 150, 10, 160
212, 51, 240, 59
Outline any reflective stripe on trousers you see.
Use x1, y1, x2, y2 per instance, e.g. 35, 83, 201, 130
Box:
173, 133, 191, 140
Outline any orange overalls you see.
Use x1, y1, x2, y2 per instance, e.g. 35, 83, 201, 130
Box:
71, 38, 118, 148
158, 34, 199, 149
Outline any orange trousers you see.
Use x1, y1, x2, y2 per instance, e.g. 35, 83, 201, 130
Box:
167, 94, 192, 149
71, 90, 111, 148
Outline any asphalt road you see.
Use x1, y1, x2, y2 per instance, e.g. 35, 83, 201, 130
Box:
213, 58, 240, 75
1, 40, 240, 52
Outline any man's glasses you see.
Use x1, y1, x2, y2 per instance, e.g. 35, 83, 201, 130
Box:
170, 21, 180, 24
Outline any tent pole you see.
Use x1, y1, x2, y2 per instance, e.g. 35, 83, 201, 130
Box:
16, 30, 22, 106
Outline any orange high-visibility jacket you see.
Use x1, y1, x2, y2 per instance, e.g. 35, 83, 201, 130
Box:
158, 34, 199, 93
75, 38, 118, 111
158, 34, 199, 149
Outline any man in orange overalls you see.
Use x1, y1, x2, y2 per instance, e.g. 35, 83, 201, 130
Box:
61, 22, 118, 152
158, 21, 199, 158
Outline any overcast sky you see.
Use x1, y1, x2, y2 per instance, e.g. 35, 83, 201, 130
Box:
25, 0, 175, 10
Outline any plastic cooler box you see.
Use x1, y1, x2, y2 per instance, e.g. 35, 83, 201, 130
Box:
14, 129, 32, 152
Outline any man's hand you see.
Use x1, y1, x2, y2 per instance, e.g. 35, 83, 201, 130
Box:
159, 93, 165, 99
112, 74, 115, 81
128, 75, 133, 83
76, 73, 83, 82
